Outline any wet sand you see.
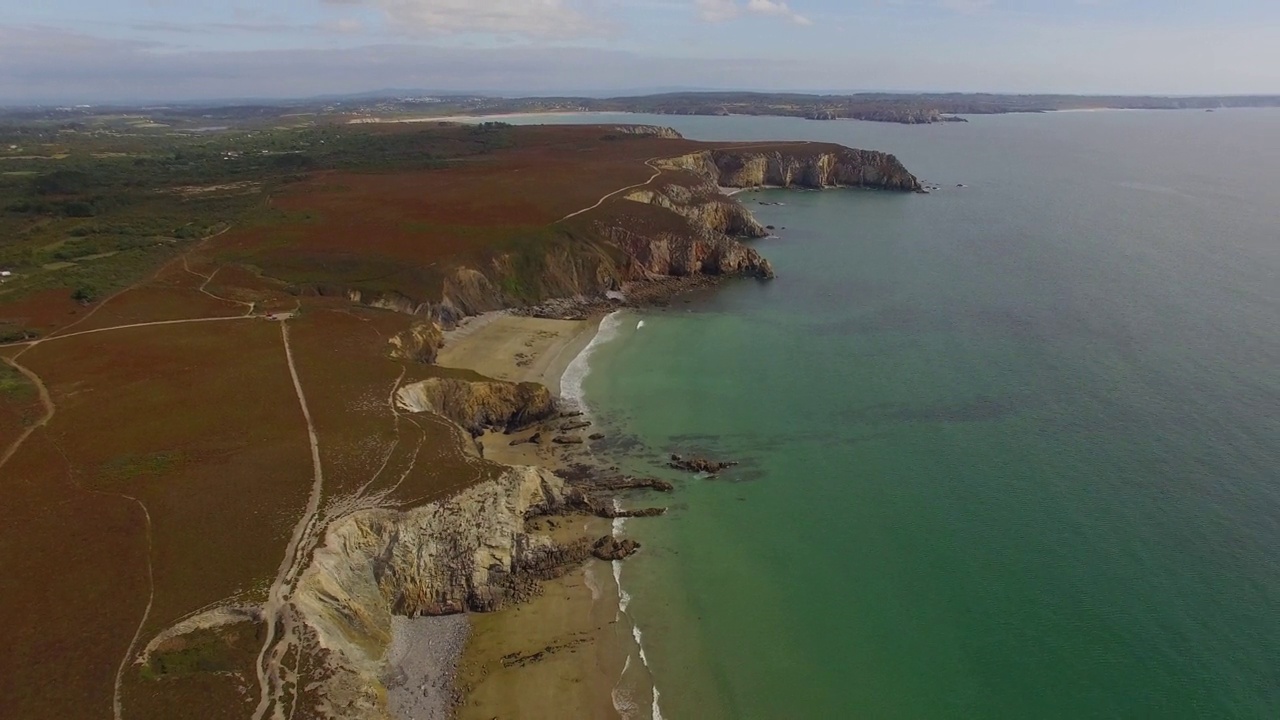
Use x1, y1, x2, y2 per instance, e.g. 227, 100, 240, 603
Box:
455, 518, 628, 720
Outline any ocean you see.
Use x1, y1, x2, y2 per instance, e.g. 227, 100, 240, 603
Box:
537, 110, 1280, 718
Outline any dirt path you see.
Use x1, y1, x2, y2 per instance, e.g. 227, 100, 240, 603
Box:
112, 496, 155, 720
0, 353, 157, 720
252, 321, 327, 720
183, 255, 257, 316
553, 141, 813, 224
0, 356, 54, 473
556, 158, 662, 223
46, 224, 236, 343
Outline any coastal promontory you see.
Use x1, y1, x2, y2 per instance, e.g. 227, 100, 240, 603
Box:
0, 120, 919, 720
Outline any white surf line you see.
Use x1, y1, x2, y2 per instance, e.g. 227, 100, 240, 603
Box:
557, 158, 663, 223
112, 495, 154, 720
252, 321, 326, 720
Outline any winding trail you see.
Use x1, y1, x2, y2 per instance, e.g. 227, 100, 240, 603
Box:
0, 356, 54, 473
251, 321, 326, 720
112, 496, 154, 720
553, 141, 815, 224
556, 158, 662, 223
45, 224, 236, 343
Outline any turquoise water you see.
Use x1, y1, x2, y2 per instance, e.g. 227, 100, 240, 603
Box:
545, 111, 1280, 718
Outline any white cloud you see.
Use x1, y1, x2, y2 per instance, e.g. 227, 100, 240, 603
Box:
325, 0, 602, 38
697, 0, 810, 25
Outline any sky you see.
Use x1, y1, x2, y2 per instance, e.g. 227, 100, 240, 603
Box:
2, 0, 1279, 103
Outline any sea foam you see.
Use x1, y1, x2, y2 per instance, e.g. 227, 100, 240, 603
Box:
560, 309, 624, 411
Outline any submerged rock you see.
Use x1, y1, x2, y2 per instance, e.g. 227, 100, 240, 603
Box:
669, 453, 738, 474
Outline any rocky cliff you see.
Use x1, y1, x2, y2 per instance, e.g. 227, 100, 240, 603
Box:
396, 378, 557, 436
607, 125, 683, 139
387, 322, 444, 364
293, 465, 589, 718
660, 145, 921, 192
609, 174, 774, 279
346, 141, 918, 330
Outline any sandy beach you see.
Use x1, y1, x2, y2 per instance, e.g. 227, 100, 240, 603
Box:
391, 310, 631, 719
435, 312, 598, 395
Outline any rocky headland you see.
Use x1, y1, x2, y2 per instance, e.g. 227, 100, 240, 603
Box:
179, 128, 922, 720
355, 133, 921, 360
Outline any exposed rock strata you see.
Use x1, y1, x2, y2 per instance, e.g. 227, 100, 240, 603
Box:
396, 378, 556, 436
660, 146, 922, 192
292, 466, 590, 718
339, 141, 918, 326
387, 321, 443, 364
608, 125, 683, 139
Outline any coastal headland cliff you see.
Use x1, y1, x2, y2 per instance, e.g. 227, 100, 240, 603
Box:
330, 127, 920, 345
0, 121, 919, 720
255, 127, 922, 714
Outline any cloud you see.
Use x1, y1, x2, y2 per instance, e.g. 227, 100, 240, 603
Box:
695, 0, 741, 22
696, 0, 810, 24
0, 25, 806, 104
322, 0, 603, 38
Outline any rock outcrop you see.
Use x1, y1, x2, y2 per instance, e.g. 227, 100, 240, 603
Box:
608, 125, 683, 139
591, 536, 641, 561
660, 145, 921, 192
339, 142, 916, 328
396, 378, 556, 436
387, 321, 444, 364
625, 181, 767, 238
603, 224, 775, 280
669, 454, 739, 474
292, 466, 590, 717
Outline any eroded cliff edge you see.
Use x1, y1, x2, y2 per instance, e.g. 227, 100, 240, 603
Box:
348, 135, 921, 347
293, 465, 591, 718
230, 132, 920, 718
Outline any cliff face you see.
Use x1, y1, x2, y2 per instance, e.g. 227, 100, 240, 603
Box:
611, 176, 774, 279
624, 181, 767, 238
293, 465, 588, 719
608, 124, 683, 139
345, 142, 917, 324
396, 378, 557, 436
661, 146, 922, 192
387, 322, 444, 364
601, 224, 774, 280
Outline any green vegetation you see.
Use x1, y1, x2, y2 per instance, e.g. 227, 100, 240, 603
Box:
0, 122, 521, 304
141, 625, 254, 680
0, 363, 34, 398
101, 450, 185, 483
